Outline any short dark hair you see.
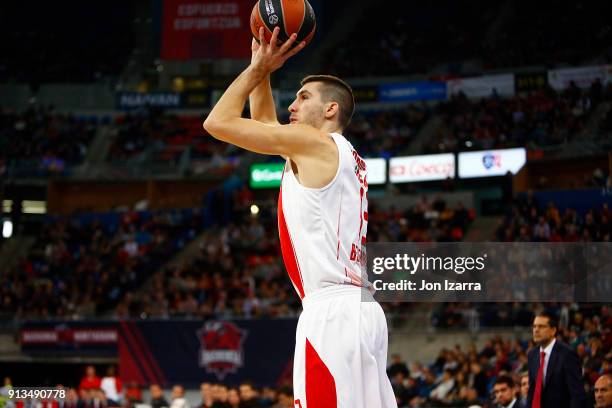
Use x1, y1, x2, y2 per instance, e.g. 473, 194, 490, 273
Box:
536, 311, 558, 332
495, 375, 515, 388
300, 74, 355, 130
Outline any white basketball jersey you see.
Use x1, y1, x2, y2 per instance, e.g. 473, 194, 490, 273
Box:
278, 133, 371, 300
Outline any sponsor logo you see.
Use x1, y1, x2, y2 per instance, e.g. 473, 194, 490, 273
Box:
197, 321, 247, 380
21, 326, 117, 345
269, 14, 278, 24
482, 153, 501, 170
389, 154, 455, 182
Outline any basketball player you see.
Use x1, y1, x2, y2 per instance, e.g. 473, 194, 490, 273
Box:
204, 27, 397, 408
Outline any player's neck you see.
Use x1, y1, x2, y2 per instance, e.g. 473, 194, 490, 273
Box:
320, 121, 341, 135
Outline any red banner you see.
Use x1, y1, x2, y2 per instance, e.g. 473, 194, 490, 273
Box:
161, 0, 253, 60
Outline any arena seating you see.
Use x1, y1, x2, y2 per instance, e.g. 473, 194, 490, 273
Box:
326, 1, 612, 78
1, 209, 203, 318
425, 80, 612, 153
0, 106, 98, 176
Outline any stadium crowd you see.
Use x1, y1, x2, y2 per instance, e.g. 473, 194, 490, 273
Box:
326, 1, 612, 78
0, 106, 97, 176
346, 107, 430, 157
114, 195, 474, 320
425, 79, 612, 154
388, 304, 611, 407
3, 303, 609, 408
1, 209, 203, 319
496, 193, 611, 243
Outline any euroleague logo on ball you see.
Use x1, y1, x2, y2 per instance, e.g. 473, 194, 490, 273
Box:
263, 0, 279, 29
251, 0, 316, 45
264, 0, 276, 17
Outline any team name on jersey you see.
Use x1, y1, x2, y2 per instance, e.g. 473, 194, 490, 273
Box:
352, 150, 368, 189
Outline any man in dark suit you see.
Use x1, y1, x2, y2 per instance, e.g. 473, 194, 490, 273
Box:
493, 375, 518, 408
527, 311, 587, 408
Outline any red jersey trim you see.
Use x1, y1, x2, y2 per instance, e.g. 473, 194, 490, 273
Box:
278, 187, 306, 299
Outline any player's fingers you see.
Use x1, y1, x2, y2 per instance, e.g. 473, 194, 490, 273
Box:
270, 27, 280, 48
284, 41, 306, 59
279, 33, 298, 54
258, 27, 267, 49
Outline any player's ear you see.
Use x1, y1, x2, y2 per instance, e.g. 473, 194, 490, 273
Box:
324, 101, 339, 120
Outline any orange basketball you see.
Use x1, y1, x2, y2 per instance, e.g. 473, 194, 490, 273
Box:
250, 0, 316, 46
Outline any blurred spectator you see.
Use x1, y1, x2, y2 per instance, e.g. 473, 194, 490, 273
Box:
518, 373, 529, 408
79, 366, 101, 391
124, 382, 142, 405
271, 387, 293, 408
150, 384, 169, 408
0, 378, 13, 408
493, 375, 517, 408
90, 388, 108, 408
227, 389, 240, 408
238, 383, 258, 408
387, 353, 410, 379
198, 383, 212, 408
63, 388, 81, 408
430, 369, 455, 402
170, 385, 189, 408
594, 374, 612, 408
100, 366, 122, 406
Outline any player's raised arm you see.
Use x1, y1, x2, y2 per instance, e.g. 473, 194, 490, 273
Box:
249, 38, 279, 126
203, 27, 320, 158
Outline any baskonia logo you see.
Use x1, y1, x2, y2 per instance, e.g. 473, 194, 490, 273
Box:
482, 153, 502, 170
197, 321, 248, 380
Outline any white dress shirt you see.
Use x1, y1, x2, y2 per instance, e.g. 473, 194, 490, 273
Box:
539, 338, 556, 383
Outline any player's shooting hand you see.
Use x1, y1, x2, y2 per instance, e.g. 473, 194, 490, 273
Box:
251, 27, 305, 74
251, 38, 260, 64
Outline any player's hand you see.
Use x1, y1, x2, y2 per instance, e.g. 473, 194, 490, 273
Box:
251, 27, 306, 74
251, 38, 260, 64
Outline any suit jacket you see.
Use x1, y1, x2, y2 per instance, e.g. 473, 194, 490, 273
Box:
527, 340, 587, 408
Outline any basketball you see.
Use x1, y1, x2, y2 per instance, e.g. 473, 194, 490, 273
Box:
250, 0, 316, 46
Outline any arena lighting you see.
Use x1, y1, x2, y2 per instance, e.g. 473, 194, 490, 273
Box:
22, 200, 46, 214
2, 200, 12, 213
250, 204, 260, 216
2, 220, 13, 239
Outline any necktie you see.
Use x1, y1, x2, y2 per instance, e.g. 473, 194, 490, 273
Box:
532, 351, 546, 408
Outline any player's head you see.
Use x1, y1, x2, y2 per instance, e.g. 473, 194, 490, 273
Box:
288, 75, 355, 132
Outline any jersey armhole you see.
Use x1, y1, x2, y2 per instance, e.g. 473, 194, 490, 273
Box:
286, 133, 343, 192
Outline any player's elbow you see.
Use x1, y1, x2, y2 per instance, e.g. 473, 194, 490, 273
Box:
203, 117, 223, 138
